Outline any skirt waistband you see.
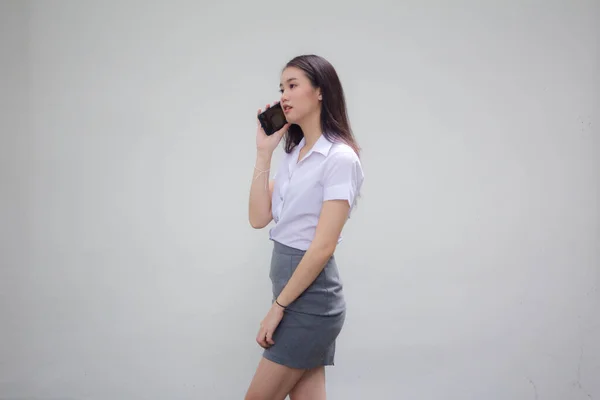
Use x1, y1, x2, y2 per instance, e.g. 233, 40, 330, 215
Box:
273, 240, 306, 256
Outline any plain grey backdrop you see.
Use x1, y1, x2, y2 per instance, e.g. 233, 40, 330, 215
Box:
1, 1, 598, 399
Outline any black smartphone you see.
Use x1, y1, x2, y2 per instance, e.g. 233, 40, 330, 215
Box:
257, 103, 288, 136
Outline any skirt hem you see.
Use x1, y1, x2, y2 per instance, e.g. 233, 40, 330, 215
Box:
262, 351, 335, 370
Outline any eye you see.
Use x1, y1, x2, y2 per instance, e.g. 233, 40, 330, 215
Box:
289, 84, 296, 89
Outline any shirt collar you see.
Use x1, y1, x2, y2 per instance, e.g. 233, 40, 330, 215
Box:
298, 133, 333, 157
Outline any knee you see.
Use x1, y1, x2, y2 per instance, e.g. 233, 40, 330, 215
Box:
244, 389, 267, 400
289, 391, 311, 400
288, 389, 307, 400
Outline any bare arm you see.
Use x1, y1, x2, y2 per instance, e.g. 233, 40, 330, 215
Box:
274, 150, 363, 307
249, 103, 289, 229
274, 199, 350, 306
255, 149, 363, 348
248, 152, 275, 229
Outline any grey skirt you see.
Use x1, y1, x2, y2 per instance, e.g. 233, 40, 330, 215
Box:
263, 240, 346, 369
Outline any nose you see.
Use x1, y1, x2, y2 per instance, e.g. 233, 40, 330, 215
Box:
280, 90, 289, 103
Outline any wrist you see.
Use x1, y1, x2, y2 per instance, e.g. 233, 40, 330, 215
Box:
256, 151, 273, 163
255, 153, 272, 171
274, 298, 288, 310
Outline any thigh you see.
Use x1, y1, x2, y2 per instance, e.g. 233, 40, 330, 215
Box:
289, 366, 326, 400
245, 356, 306, 400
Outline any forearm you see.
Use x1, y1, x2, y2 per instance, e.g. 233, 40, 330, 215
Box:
276, 241, 336, 307
248, 152, 273, 228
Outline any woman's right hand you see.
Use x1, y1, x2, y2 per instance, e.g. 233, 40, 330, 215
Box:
256, 102, 290, 155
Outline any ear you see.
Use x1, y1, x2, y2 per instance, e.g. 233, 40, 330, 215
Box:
317, 88, 323, 101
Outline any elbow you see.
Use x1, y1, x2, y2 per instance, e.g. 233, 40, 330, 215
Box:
249, 217, 267, 229
313, 240, 337, 259
249, 210, 273, 229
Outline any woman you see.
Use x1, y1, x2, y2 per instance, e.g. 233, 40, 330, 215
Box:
246, 54, 364, 400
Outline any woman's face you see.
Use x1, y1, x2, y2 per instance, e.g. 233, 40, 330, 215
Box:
279, 66, 321, 125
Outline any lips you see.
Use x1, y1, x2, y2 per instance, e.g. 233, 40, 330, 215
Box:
283, 105, 292, 113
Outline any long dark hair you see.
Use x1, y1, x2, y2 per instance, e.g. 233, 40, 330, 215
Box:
282, 55, 361, 157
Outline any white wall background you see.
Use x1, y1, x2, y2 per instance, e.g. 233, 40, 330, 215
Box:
1, 1, 598, 399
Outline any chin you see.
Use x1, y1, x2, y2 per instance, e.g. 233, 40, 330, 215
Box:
286, 111, 305, 125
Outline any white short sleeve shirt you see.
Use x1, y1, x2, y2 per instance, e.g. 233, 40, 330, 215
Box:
269, 134, 364, 251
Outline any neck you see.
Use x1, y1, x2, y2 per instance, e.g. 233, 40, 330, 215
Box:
299, 113, 322, 149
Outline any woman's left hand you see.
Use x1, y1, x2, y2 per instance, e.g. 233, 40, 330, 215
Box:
256, 302, 285, 349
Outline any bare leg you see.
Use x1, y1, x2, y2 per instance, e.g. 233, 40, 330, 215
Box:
288, 366, 326, 400
245, 356, 306, 400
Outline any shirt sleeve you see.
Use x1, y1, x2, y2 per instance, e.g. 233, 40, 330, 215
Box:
322, 150, 364, 212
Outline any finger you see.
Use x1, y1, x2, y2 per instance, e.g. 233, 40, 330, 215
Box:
255, 327, 263, 345
263, 328, 273, 347
266, 330, 275, 346
256, 335, 266, 349
276, 123, 291, 137
256, 328, 268, 348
